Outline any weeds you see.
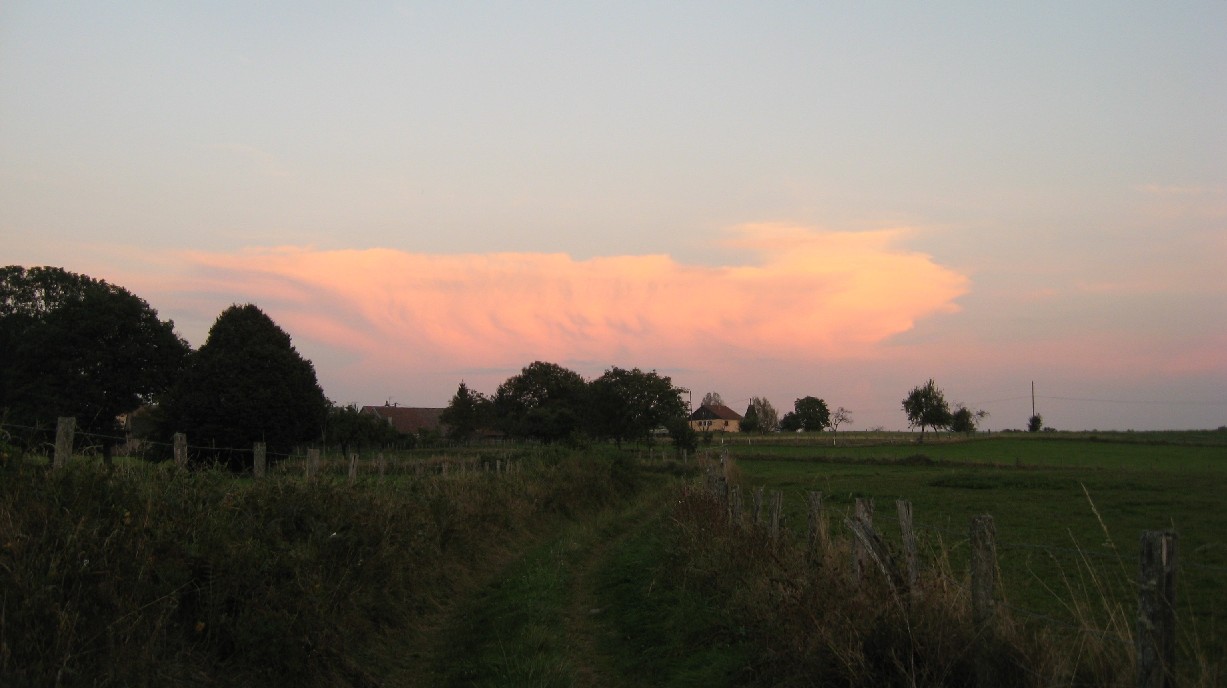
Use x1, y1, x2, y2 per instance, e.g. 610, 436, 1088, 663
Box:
0, 449, 640, 687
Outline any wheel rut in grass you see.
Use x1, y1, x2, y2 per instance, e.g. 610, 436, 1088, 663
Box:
389, 478, 672, 688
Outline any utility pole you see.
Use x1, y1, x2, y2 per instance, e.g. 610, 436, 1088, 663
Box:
1031, 381, 1036, 418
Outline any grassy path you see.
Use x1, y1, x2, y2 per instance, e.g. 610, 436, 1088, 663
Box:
387, 477, 674, 688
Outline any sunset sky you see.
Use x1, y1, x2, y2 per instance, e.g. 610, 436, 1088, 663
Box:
3, 2, 1224, 430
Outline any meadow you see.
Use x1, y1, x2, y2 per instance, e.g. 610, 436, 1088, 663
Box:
2, 430, 1223, 686
715, 430, 1227, 674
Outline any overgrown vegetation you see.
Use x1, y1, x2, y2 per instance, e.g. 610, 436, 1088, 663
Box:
0, 448, 642, 687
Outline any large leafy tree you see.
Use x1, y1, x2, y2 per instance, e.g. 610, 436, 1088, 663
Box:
700, 392, 725, 407
901, 379, 953, 441
161, 304, 328, 468
587, 367, 688, 447
492, 361, 587, 443
780, 396, 831, 432
0, 266, 188, 462
439, 381, 492, 444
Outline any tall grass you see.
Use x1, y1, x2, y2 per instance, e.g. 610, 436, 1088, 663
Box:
0, 448, 642, 687
658, 457, 1222, 687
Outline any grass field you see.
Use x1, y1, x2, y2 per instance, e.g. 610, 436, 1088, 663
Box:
716, 430, 1227, 661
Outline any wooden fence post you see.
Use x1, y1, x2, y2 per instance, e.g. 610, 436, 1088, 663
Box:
377, 452, 386, 478
852, 498, 874, 583
173, 432, 187, 469
970, 514, 998, 688
348, 453, 358, 482
753, 486, 765, 526
253, 442, 266, 479
769, 490, 783, 542
729, 485, 743, 528
807, 491, 827, 562
897, 500, 919, 598
1136, 530, 1178, 688
306, 448, 320, 480
53, 417, 76, 469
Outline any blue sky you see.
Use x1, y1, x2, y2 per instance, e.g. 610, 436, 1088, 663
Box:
2, 2, 1225, 430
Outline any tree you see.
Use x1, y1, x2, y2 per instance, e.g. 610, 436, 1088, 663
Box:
741, 401, 759, 433
587, 367, 688, 447
160, 304, 328, 469
492, 361, 587, 444
439, 381, 491, 444
829, 406, 852, 445
793, 396, 830, 431
901, 379, 953, 442
701, 392, 724, 407
951, 405, 989, 435
0, 266, 189, 463
325, 403, 396, 457
742, 397, 778, 433
1027, 414, 1043, 433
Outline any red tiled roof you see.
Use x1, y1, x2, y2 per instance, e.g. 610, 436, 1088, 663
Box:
361, 405, 446, 435
687, 404, 743, 422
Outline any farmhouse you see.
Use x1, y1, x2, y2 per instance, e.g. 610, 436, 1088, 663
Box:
687, 404, 743, 433
361, 404, 447, 436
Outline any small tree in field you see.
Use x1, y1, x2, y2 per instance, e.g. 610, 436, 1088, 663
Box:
901, 379, 953, 442
1028, 414, 1043, 433
951, 405, 989, 435
830, 406, 851, 445
741, 397, 778, 434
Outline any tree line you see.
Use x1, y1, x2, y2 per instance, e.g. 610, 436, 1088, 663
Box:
2, 266, 1036, 469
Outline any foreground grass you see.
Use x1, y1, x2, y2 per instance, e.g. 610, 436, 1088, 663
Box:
0, 448, 645, 687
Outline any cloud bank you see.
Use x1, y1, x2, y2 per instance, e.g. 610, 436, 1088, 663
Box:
150, 226, 967, 379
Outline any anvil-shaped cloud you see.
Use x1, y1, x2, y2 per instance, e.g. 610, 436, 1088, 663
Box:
159, 225, 968, 379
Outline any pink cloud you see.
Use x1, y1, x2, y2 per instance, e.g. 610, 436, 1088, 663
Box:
146, 225, 967, 374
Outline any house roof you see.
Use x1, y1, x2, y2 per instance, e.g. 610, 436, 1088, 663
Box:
687, 404, 743, 422
361, 405, 447, 435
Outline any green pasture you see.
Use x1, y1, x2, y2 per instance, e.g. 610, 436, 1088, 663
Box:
724, 431, 1227, 654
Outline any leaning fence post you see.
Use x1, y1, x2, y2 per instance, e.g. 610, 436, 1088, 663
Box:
53, 417, 76, 469
253, 442, 266, 479
173, 432, 187, 469
769, 490, 784, 542
897, 500, 919, 598
807, 491, 827, 562
852, 498, 874, 583
753, 486, 765, 526
1136, 530, 1178, 688
348, 453, 359, 482
970, 514, 998, 688
729, 485, 743, 528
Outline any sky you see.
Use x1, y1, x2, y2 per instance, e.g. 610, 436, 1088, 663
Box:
2, 2, 1225, 431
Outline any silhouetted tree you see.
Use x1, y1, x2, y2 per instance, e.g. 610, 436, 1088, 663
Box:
587, 367, 687, 447
492, 361, 587, 444
0, 265, 188, 464
780, 396, 830, 432
160, 304, 328, 469
1027, 414, 1043, 433
439, 381, 491, 444
701, 392, 725, 408
326, 403, 396, 456
951, 405, 989, 435
902, 379, 953, 442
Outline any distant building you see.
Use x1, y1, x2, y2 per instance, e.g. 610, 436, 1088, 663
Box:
361, 404, 446, 436
687, 404, 743, 433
